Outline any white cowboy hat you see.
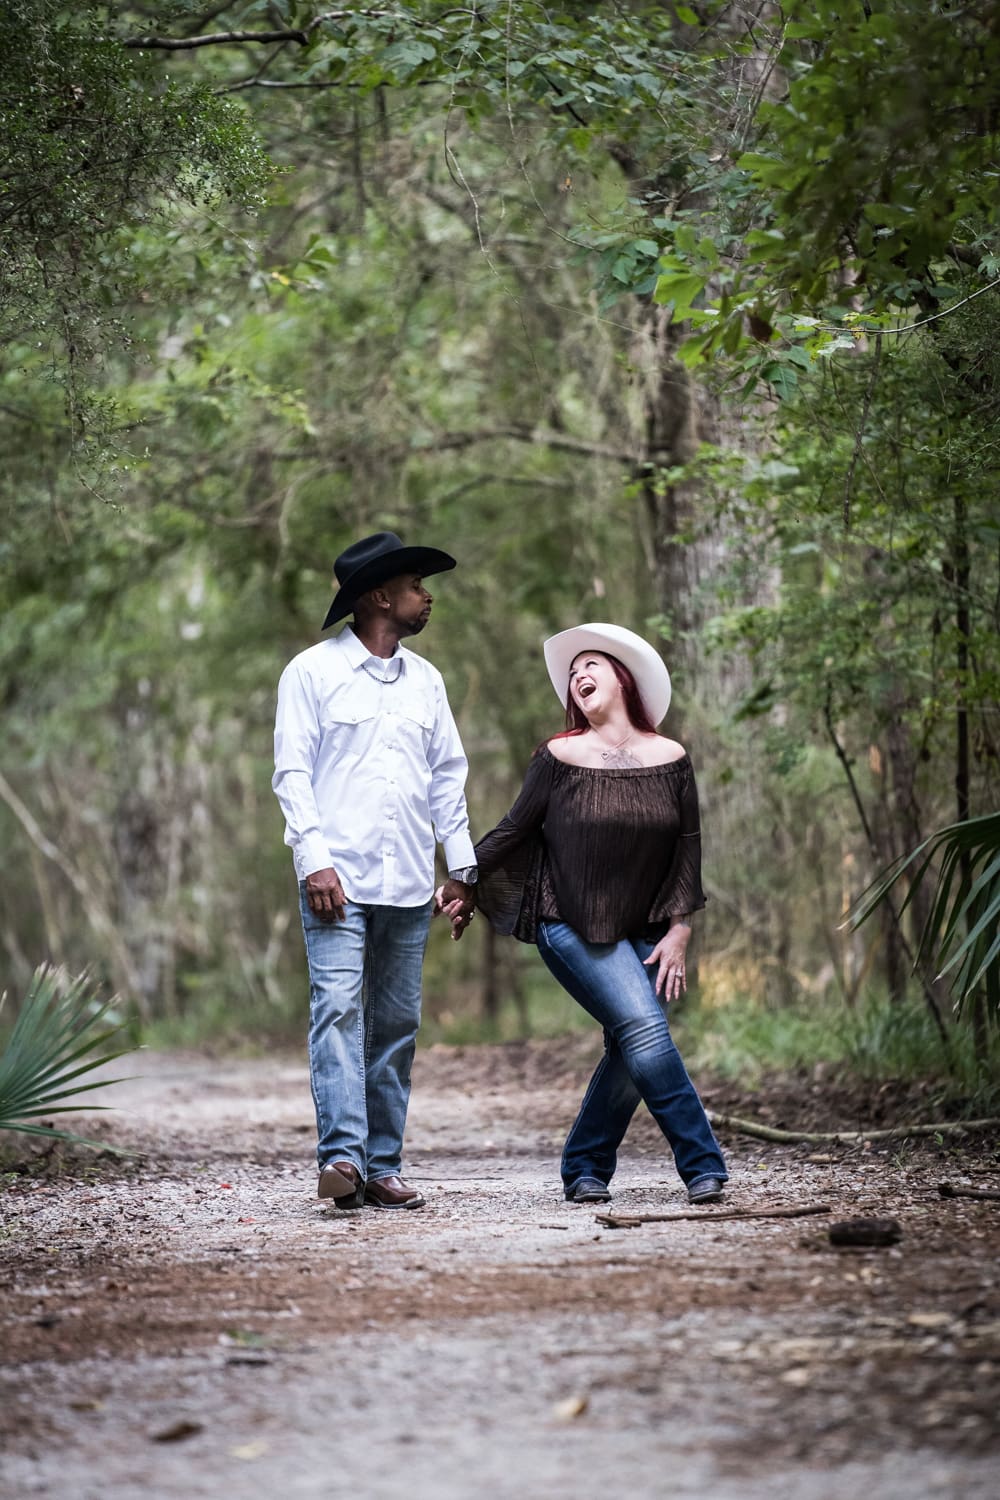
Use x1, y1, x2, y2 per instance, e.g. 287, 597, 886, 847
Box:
543, 623, 672, 725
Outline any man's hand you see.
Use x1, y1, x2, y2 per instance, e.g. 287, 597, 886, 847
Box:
306, 866, 347, 922
433, 879, 475, 940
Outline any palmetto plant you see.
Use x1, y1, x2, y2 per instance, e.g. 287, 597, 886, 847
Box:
0, 965, 135, 1147
848, 812, 1000, 1018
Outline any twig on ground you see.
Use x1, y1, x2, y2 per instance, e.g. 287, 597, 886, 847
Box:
938, 1181, 1000, 1202
708, 1113, 1000, 1144
595, 1203, 831, 1229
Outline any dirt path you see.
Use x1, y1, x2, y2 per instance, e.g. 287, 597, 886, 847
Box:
2, 1040, 999, 1499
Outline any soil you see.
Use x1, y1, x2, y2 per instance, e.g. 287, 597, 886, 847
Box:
1, 1036, 999, 1499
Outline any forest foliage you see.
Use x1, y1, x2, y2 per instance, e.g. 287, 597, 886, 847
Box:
1, 2, 998, 1058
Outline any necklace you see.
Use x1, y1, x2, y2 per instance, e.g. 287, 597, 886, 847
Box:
598, 731, 641, 769
362, 660, 401, 685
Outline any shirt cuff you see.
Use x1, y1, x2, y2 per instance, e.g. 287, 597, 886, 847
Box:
442, 831, 476, 872
298, 835, 334, 879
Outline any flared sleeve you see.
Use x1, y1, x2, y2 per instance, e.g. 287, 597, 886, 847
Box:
648, 758, 706, 922
474, 748, 557, 941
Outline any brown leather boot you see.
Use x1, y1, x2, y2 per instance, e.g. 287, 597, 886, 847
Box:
318, 1161, 364, 1209
363, 1175, 426, 1210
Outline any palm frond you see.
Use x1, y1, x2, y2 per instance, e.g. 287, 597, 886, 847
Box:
846, 812, 1000, 1017
0, 965, 137, 1149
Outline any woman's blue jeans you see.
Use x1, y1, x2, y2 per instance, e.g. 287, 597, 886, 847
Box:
536, 921, 727, 1195
299, 884, 432, 1182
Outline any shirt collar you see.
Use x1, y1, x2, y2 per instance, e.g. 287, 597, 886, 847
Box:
340, 624, 407, 678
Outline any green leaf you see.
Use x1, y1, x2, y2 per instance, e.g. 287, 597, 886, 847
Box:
735, 152, 792, 188
847, 813, 1000, 1014
0, 967, 137, 1150
653, 271, 705, 317
759, 361, 799, 398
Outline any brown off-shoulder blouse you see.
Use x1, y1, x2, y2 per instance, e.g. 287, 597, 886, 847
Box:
473, 744, 706, 945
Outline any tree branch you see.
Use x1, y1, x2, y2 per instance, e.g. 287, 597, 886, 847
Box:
125, 27, 312, 50
938, 1181, 1000, 1202
824, 682, 878, 859
124, 10, 413, 50
430, 425, 635, 463
216, 77, 343, 91
709, 1112, 1000, 1144
842, 332, 881, 529
826, 682, 949, 1037
214, 37, 293, 94
596, 1203, 832, 1228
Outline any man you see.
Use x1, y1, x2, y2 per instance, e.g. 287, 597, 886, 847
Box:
272, 531, 476, 1210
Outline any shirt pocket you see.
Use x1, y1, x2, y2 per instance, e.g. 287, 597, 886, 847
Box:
320, 702, 378, 734
396, 699, 434, 745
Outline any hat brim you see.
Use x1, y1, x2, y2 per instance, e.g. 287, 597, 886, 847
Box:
543, 623, 672, 725
323, 546, 456, 628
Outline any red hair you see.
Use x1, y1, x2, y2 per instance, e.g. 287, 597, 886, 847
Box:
551, 652, 657, 739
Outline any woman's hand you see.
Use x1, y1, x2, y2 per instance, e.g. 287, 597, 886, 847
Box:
433, 883, 476, 941
644, 922, 691, 999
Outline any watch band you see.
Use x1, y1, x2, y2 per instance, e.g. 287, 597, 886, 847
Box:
448, 866, 478, 884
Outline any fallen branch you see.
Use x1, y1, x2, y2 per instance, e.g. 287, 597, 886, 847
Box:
938, 1181, 1000, 1203
595, 1203, 831, 1228
708, 1112, 1000, 1145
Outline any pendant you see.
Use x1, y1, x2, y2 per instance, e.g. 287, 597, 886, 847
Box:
600, 747, 641, 769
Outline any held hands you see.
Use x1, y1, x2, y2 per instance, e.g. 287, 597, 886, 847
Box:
305, 866, 347, 922
644, 922, 692, 1000
433, 878, 476, 941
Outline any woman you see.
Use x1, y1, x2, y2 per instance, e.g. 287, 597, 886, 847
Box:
450, 623, 727, 1206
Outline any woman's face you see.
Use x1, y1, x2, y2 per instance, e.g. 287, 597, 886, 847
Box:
568, 651, 621, 719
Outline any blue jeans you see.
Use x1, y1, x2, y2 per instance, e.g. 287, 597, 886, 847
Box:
536, 921, 727, 1194
299, 885, 432, 1181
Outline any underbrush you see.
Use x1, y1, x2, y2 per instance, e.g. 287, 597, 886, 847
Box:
138, 965, 1000, 1120
681, 991, 1000, 1118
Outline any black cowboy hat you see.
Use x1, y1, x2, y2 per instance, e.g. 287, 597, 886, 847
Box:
322, 531, 457, 629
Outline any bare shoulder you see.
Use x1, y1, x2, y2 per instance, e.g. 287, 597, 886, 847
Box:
643, 735, 688, 766
545, 735, 587, 765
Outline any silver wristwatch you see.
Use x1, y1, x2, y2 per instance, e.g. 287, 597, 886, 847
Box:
448, 866, 478, 885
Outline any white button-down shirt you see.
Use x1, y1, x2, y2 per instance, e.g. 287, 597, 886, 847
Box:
272, 626, 475, 905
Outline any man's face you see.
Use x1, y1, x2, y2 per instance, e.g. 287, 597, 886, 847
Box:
379, 574, 433, 636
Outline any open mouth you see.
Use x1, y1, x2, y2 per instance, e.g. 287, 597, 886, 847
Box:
578, 682, 596, 700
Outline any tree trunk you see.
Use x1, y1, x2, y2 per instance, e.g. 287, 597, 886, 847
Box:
113, 693, 172, 1020
632, 308, 702, 727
